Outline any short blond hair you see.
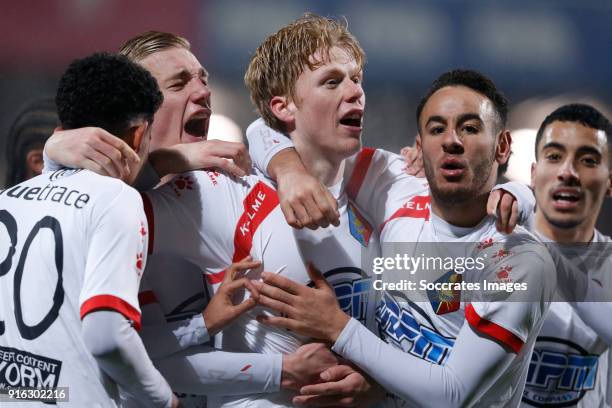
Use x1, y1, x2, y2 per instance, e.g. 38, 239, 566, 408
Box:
245, 13, 365, 131
119, 31, 190, 63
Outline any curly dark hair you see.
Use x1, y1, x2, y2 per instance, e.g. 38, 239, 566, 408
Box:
55, 52, 163, 137
416, 69, 508, 133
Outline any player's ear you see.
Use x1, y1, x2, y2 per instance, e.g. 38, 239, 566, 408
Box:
496, 130, 512, 166
25, 149, 44, 176
128, 122, 148, 154
270, 96, 295, 129
530, 162, 537, 189
606, 172, 612, 197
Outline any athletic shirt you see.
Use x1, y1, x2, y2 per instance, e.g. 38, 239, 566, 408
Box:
520, 229, 612, 407
348, 148, 556, 407
143, 168, 380, 408
0, 169, 147, 407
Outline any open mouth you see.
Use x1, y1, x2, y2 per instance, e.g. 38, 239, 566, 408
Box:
184, 109, 211, 138
440, 158, 465, 178
551, 189, 581, 204
552, 192, 580, 202
339, 110, 363, 128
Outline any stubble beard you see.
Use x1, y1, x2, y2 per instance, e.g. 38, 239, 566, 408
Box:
424, 151, 495, 206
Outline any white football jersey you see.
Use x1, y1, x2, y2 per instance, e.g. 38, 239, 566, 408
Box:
520, 229, 612, 408
143, 167, 380, 408
0, 169, 148, 407
349, 148, 556, 407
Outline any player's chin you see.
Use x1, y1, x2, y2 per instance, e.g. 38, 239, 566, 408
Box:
546, 211, 585, 230
339, 137, 362, 155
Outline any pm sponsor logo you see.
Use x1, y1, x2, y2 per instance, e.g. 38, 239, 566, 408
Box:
376, 293, 455, 365
0, 346, 62, 393
523, 337, 598, 407
309, 267, 372, 325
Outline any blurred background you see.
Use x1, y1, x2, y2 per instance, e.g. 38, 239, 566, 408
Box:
1, 0, 611, 232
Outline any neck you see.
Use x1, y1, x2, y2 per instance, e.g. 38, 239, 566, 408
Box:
291, 133, 345, 187
533, 210, 594, 243
430, 192, 489, 228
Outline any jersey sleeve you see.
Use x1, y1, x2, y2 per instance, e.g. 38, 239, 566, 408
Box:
467, 236, 556, 352
492, 181, 535, 226
142, 171, 235, 265
154, 345, 282, 396
246, 118, 295, 176
344, 148, 428, 229
42, 147, 63, 173
79, 183, 148, 330
332, 317, 515, 407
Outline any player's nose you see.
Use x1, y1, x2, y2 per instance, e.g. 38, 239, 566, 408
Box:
190, 80, 211, 107
344, 79, 364, 104
557, 159, 580, 185
442, 129, 464, 154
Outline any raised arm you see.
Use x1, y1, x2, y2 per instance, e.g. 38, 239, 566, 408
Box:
246, 118, 339, 229
43, 126, 251, 187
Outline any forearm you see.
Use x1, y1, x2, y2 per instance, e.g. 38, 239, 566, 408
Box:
154, 345, 282, 396
139, 314, 210, 359
245, 118, 294, 177
332, 318, 513, 407
82, 311, 173, 408
148, 147, 188, 178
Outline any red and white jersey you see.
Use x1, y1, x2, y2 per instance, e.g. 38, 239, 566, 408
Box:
349, 148, 556, 407
143, 168, 380, 407
0, 169, 147, 407
520, 229, 612, 408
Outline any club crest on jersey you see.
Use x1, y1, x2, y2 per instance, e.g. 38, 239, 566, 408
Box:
427, 270, 462, 315
347, 202, 372, 247
523, 337, 599, 406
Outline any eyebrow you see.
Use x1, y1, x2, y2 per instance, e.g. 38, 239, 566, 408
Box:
424, 112, 482, 128
425, 115, 447, 128
456, 113, 483, 127
541, 142, 602, 156
166, 67, 208, 82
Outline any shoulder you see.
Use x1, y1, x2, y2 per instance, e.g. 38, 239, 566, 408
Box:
153, 170, 268, 199
476, 223, 556, 282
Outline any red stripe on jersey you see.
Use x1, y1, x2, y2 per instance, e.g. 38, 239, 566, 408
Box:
206, 181, 279, 285
346, 147, 375, 201
80, 294, 142, 331
465, 303, 523, 354
138, 290, 158, 306
379, 195, 431, 233
141, 193, 155, 255
207, 269, 226, 285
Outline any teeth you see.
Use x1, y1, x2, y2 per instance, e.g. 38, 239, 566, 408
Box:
553, 192, 579, 201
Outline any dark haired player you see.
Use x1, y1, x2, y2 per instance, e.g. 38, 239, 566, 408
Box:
0, 53, 180, 407
521, 103, 612, 407
4, 98, 59, 187
249, 69, 556, 407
